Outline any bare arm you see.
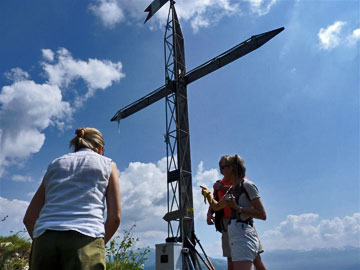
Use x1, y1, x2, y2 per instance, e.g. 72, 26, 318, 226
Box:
209, 196, 228, 211
200, 185, 227, 211
227, 197, 267, 220
248, 197, 267, 220
23, 182, 46, 239
104, 162, 122, 244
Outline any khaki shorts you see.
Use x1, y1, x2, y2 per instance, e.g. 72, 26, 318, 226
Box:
221, 218, 231, 257
30, 230, 105, 270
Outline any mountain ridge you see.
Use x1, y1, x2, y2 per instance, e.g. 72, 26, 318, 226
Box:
144, 246, 360, 270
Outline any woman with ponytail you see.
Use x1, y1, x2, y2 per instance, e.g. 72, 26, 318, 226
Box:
201, 155, 266, 270
24, 127, 122, 270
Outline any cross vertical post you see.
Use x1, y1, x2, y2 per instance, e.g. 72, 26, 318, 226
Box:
164, 1, 196, 267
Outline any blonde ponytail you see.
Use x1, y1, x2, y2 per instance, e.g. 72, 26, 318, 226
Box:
69, 127, 105, 152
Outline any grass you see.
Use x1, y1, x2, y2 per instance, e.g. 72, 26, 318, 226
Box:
0, 234, 31, 270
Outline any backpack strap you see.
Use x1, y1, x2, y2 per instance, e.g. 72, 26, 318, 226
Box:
231, 179, 253, 224
213, 180, 225, 233
233, 179, 250, 202
238, 179, 250, 201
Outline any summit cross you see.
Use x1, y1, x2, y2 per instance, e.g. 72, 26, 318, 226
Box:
111, 0, 284, 269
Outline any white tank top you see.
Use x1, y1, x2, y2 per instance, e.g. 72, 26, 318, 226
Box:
33, 148, 112, 238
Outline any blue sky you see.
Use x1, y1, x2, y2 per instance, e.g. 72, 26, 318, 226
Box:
0, 0, 359, 258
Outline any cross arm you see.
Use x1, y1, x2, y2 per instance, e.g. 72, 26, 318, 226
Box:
110, 84, 173, 121
184, 27, 284, 84
110, 27, 284, 122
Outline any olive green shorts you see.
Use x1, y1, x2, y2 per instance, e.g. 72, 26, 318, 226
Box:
30, 230, 105, 270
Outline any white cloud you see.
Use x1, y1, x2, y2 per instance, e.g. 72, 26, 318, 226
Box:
0, 48, 125, 176
41, 48, 125, 106
41, 49, 54, 62
262, 213, 360, 250
0, 197, 29, 236
246, 0, 277, 16
90, 0, 260, 32
170, 0, 240, 33
193, 161, 221, 221
193, 161, 220, 186
0, 80, 72, 175
318, 22, 360, 50
114, 158, 220, 245
118, 159, 168, 233
347, 28, 360, 46
4, 68, 30, 82
11, 175, 33, 182
318, 21, 346, 50
89, 0, 125, 28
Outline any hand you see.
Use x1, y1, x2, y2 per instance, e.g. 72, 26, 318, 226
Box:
200, 185, 212, 204
213, 181, 223, 191
207, 213, 215, 225
225, 194, 238, 209
200, 185, 210, 195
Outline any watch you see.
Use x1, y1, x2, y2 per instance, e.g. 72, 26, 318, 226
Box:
238, 206, 243, 213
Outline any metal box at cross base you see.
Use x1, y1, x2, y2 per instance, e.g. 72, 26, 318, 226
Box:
155, 242, 182, 270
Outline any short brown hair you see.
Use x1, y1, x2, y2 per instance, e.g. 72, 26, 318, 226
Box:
219, 155, 229, 166
223, 154, 246, 178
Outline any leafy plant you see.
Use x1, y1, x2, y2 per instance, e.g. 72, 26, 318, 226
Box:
106, 224, 151, 270
0, 215, 150, 270
0, 234, 31, 270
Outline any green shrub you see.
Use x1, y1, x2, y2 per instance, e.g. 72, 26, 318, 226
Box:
106, 224, 151, 270
0, 234, 31, 270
